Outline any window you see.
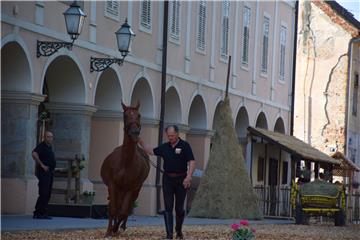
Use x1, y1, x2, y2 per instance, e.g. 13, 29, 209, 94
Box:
353, 73, 359, 116
279, 25, 287, 81
196, 1, 207, 52
282, 162, 288, 184
241, 6, 251, 66
261, 16, 270, 73
221, 0, 230, 59
169, 0, 180, 42
140, 0, 152, 30
257, 157, 264, 182
105, 0, 119, 20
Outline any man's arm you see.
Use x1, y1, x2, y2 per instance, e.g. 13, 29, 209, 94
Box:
183, 160, 195, 189
32, 151, 49, 172
138, 138, 154, 155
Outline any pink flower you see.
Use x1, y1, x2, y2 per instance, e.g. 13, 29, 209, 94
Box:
231, 223, 239, 231
251, 228, 256, 233
240, 220, 249, 226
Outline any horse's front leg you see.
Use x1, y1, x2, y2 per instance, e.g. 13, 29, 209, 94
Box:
120, 216, 128, 232
105, 185, 116, 237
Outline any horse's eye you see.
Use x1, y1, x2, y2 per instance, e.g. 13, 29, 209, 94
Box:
138, 114, 141, 118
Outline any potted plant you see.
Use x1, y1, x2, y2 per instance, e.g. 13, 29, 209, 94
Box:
80, 190, 95, 204
231, 220, 256, 240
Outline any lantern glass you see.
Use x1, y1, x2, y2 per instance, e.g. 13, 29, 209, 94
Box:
63, 2, 86, 41
115, 20, 135, 57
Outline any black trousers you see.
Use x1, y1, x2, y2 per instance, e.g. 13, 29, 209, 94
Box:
34, 170, 54, 216
162, 174, 187, 215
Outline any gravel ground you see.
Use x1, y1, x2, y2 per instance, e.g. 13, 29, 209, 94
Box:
2, 224, 359, 240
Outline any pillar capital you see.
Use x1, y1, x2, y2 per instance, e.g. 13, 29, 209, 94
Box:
45, 102, 97, 116
1, 91, 45, 106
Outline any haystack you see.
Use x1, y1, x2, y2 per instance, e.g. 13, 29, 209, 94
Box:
188, 97, 262, 219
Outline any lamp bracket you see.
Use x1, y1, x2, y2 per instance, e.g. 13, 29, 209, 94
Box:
90, 57, 125, 72
37, 40, 73, 57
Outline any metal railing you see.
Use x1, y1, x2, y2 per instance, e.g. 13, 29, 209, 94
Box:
254, 185, 292, 217
254, 185, 360, 224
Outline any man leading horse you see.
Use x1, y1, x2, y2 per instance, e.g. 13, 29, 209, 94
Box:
139, 125, 196, 240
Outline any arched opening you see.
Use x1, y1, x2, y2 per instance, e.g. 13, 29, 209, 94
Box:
235, 107, 250, 160
1, 42, 31, 92
188, 95, 207, 129
44, 56, 85, 104
131, 78, 154, 119
255, 112, 268, 130
94, 69, 122, 111
274, 117, 285, 134
164, 87, 182, 124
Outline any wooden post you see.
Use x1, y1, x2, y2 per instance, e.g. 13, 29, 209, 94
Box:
225, 56, 232, 99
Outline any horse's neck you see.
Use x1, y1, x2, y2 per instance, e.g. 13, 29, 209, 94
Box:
120, 134, 137, 167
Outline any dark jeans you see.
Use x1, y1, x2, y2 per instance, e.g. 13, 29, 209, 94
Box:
34, 170, 54, 216
162, 174, 187, 215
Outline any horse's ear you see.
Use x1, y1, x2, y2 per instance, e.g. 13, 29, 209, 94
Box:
121, 101, 127, 111
135, 101, 140, 110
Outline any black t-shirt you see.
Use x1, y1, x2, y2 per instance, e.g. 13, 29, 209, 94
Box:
153, 138, 195, 173
33, 141, 56, 171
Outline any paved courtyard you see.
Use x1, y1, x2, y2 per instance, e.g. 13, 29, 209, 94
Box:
1, 215, 359, 239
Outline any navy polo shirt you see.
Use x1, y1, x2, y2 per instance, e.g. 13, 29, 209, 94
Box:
33, 141, 56, 171
153, 138, 195, 173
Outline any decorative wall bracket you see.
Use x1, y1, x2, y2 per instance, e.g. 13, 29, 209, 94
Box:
37, 40, 73, 57
90, 57, 125, 72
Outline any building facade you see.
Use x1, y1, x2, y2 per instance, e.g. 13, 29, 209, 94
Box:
294, 1, 360, 183
1, 1, 296, 215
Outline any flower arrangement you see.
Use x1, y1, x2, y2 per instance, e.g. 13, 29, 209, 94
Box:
231, 220, 256, 240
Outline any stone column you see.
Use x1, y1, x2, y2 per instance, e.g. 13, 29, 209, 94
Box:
136, 118, 159, 216
45, 102, 97, 202
1, 91, 45, 214
89, 110, 123, 204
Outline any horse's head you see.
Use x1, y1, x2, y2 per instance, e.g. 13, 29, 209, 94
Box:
122, 101, 141, 142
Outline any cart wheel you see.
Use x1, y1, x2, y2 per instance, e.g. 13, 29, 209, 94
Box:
334, 209, 345, 226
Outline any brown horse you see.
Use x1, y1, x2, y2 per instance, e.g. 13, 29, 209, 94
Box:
100, 102, 150, 237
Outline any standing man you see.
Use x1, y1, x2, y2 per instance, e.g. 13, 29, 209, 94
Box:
139, 125, 196, 240
32, 131, 56, 219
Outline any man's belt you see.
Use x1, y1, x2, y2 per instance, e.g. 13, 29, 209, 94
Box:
165, 172, 186, 177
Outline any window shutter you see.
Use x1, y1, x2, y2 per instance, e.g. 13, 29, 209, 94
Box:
169, 0, 180, 41
242, 7, 251, 65
279, 26, 287, 81
261, 17, 270, 73
105, 0, 119, 19
141, 0, 152, 30
197, 1, 206, 51
221, 0, 230, 58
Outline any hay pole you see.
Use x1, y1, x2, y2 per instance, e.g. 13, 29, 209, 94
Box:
225, 55, 232, 99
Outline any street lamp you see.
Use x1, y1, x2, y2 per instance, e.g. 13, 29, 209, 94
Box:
90, 19, 135, 72
37, 1, 86, 57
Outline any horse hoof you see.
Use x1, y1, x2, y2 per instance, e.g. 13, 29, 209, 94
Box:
104, 232, 113, 238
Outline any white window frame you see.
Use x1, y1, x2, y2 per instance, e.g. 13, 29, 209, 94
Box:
139, 0, 152, 34
104, 0, 120, 21
196, 1, 207, 54
220, 0, 230, 61
169, 0, 181, 44
241, 6, 251, 67
279, 23, 287, 83
261, 14, 270, 75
